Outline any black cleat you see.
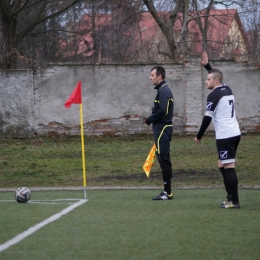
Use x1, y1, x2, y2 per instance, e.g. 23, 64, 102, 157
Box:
152, 191, 173, 200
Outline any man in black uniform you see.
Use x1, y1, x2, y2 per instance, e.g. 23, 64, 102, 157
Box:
145, 66, 174, 200
195, 52, 241, 209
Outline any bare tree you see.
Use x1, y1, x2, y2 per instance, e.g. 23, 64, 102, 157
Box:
238, 0, 260, 65
190, 0, 249, 58
142, 0, 252, 62
143, 0, 189, 61
1, 0, 256, 67
65, 0, 143, 63
190, 0, 214, 53
0, 0, 83, 69
101, 0, 143, 62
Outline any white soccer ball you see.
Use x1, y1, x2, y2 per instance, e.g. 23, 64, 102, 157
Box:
15, 187, 31, 203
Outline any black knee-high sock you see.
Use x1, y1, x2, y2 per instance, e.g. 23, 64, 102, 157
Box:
219, 167, 231, 199
162, 166, 172, 194
225, 168, 239, 204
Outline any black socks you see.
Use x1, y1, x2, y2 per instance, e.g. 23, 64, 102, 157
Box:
219, 167, 230, 199
224, 168, 239, 204
162, 166, 172, 195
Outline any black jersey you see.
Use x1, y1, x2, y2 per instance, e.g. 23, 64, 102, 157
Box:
146, 80, 174, 125
205, 85, 240, 139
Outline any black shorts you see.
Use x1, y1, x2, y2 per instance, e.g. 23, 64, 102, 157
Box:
216, 135, 241, 164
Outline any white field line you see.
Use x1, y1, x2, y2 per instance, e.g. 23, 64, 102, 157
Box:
0, 199, 82, 202
29, 199, 82, 205
0, 199, 81, 204
29, 202, 75, 205
0, 199, 87, 253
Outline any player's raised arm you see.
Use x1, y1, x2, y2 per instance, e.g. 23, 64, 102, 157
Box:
200, 52, 208, 66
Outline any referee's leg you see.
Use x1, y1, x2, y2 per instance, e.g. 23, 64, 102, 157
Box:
157, 127, 173, 195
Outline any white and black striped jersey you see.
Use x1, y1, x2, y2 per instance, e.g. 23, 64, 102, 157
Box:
205, 85, 241, 139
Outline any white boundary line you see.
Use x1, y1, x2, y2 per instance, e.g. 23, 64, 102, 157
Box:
29, 202, 75, 205
29, 199, 82, 205
0, 199, 81, 202
0, 199, 87, 253
0, 199, 81, 205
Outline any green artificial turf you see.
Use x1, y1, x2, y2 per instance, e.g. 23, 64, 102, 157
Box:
0, 189, 259, 260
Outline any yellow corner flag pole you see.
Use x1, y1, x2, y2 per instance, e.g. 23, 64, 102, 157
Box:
79, 103, 87, 199
64, 81, 86, 199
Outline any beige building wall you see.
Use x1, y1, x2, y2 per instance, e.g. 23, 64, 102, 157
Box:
221, 18, 248, 60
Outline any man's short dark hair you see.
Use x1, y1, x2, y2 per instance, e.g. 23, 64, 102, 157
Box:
151, 66, 166, 80
209, 69, 223, 83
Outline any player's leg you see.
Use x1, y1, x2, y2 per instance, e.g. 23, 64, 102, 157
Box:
218, 136, 241, 208
218, 160, 232, 205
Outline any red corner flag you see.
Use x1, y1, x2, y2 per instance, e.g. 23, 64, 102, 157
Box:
64, 81, 82, 108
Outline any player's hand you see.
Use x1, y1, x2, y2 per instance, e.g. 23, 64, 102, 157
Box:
200, 52, 208, 66
194, 137, 201, 144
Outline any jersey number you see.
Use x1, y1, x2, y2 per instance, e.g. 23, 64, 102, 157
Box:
229, 100, 234, 118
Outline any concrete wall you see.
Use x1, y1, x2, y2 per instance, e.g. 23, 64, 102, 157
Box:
0, 60, 259, 137
0, 70, 37, 136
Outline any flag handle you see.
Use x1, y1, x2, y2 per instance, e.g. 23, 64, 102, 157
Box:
80, 104, 87, 199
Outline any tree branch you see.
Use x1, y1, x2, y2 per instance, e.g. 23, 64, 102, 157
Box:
17, 0, 82, 43
142, 0, 169, 36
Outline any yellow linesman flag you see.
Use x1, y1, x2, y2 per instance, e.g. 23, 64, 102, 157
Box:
143, 143, 156, 178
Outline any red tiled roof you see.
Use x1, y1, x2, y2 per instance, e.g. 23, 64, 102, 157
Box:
139, 9, 247, 53
65, 9, 248, 58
